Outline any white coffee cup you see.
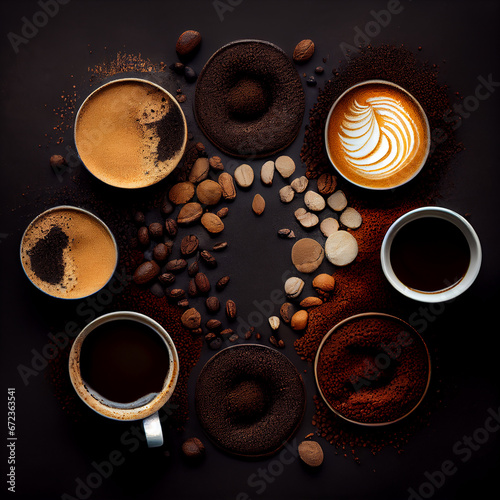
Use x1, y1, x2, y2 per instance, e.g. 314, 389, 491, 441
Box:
69, 311, 179, 447
381, 207, 482, 302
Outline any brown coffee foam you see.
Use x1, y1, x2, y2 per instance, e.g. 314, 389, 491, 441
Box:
21, 208, 117, 299
327, 83, 429, 189
75, 80, 185, 188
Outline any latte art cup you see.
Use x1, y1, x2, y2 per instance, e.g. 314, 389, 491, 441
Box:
325, 80, 431, 190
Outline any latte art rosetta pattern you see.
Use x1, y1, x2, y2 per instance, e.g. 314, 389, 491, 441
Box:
339, 96, 420, 178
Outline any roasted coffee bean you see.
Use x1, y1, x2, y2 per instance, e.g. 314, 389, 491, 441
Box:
194, 272, 210, 293
133, 261, 160, 285
187, 278, 198, 298
216, 275, 230, 291
225, 300, 237, 320
209, 156, 224, 171
205, 296, 220, 313
176, 30, 202, 57
278, 228, 294, 238
255, 332, 262, 340
166, 288, 186, 300
191, 328, 203, 336
209, 337, 222, 350
206, 319, 222, 331
134, 211, 145, 225
280, 302, 294, 324
165, 259, 187, 273
137, 226, 150, 246
50, 154, 66, 169
177, 202, 203, 225
217, 207, 229, 218
205, 332, 217, 343
221, 328, 233, 336
161, 196, 174, 216
181, 308, 201, 329
171, 61, 185, 74
153, 243, 169, 262
149, 222, 163, 238
178, 299, 190, 308
200, 250, 217, 268
244, 329, 253, 340
187, 260, 199, 277
229, 333, 239, 343
218, 172, 236, 200
158, 273, 176, 285
317, 173, 337, 195
269, 335, 278, 347
180, 235, 199, 256
278, 339, 285, 348
165, 219, 178, 238
184, 66, 197, 83
212, 241, 228, 251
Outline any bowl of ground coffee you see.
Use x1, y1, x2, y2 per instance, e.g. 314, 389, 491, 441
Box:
75, 78, 187, 188
20, 206, 118, 299
194, 40, 305, 158
314, 313, 430, 426
195, 344, 306, 457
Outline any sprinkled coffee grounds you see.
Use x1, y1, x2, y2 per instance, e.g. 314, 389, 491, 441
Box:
27, 225, 69, 284
195, 344, 305, 457
295, 44, 459, 458
195, 40, 305, 158
316, 315, 430, 424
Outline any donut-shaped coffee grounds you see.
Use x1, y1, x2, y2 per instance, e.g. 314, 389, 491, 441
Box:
194, 40, 305, 158
195, 344, 306, 457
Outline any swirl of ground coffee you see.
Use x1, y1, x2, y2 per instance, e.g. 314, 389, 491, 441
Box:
326, 81, 429, 189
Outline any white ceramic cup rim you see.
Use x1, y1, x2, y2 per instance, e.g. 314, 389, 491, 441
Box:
19, 205, 119, 300
74, 77, 188, 189
381, 207, 482, 303
69, 311, 179, 421
324, 79, 431, 191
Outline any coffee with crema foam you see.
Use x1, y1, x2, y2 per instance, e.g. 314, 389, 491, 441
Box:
326, 81, 429, 189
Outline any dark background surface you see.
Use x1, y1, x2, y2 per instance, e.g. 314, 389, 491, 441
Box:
1, 0, 500, 499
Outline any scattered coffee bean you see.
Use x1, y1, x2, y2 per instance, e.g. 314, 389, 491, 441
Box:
205, 332, 217, 343
312, 274, 336, 292
340, 207, 362, 229
306, 76, 317, 87
176, 94, 187, 103
216, 207, 229, 218
275, 155, 296, 178
180, 235, 199, 256
171, 61, 185, 74
216, 275, 230, 290
268, 316, 280, 330
284, 277, 305, 299
295, 208, 319, 228
159, 272, 176, 285
269, 335, 278, 347
212, 241, 228, 251
327, 190, 348, 211
292, 238, 325, 273
244, 328, 254, 340
165, 259, 187, 273
293, 39, 315, 63
188, 278, 198, 298
169, 181, 195, 205
201, 213, 224, 234
209, 156, 224, 171
161, 197, 174, 216
300, 296, 323, 308
149, 222, 163, 239
184, 66, 197, 83
177, 202, 203, 225
324, 230, 358, 266
320, 217, 339, 237
133, 211, 145, 225
317, 173, 337, 195
178, 299, 190, 308
278, 339, 285, 348
280, 302, 294, 323
234, 164, 255, 188
206, 296, 220, 313
153, 243, 169, 262
181, 308, 202, 329
315, 66, 324, 74
304, 191, 326, 212
191, 328, 203, 336
133, 261, 160, 285
260, 160, 275, 185
229, 333, 239, 343
298, 440, 323, 467
187, 260, 199, 277
221, 328, 233, 336
137, 226, 150, 246
291, 310, 308, 330
225, 300, 237, 320
50, 154, 66, 169
255, 332, 262, 340
189, 157, 210, 183
209, 337, 222, 350
290, 176, 309, 193
206, 319, 222, 331
279, 185, 295, 203
218, 172, 237, 200
165, 219, 178, 238
252, 194, 265, 215
181, 436, 205, 460
194, 272, 211, 293
176, 30, 202, 57
197, 179, 223, 205
277, 228, 295, 239
200, 250, 217, 268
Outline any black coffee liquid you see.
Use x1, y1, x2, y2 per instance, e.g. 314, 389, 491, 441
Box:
390, 217, 470, 293
80, 320, 170, 406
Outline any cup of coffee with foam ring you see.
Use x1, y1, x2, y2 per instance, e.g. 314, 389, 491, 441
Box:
325, 80, 431, 190
74, 78, 187, 189
69, 311, 179, 448
381, 207, 482, 302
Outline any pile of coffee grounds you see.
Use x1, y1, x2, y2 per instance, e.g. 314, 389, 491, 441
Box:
195, 345, 305, 457
296, 45, 459, 458
194, 40, 305, 158
316, 316, 429, 424
27, 225, 69, 284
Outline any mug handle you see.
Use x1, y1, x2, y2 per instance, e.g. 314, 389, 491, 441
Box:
143, 412, 163, 448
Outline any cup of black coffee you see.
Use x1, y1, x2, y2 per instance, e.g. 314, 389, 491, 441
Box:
69, 311, 179, 447
381, 207, 482, 302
